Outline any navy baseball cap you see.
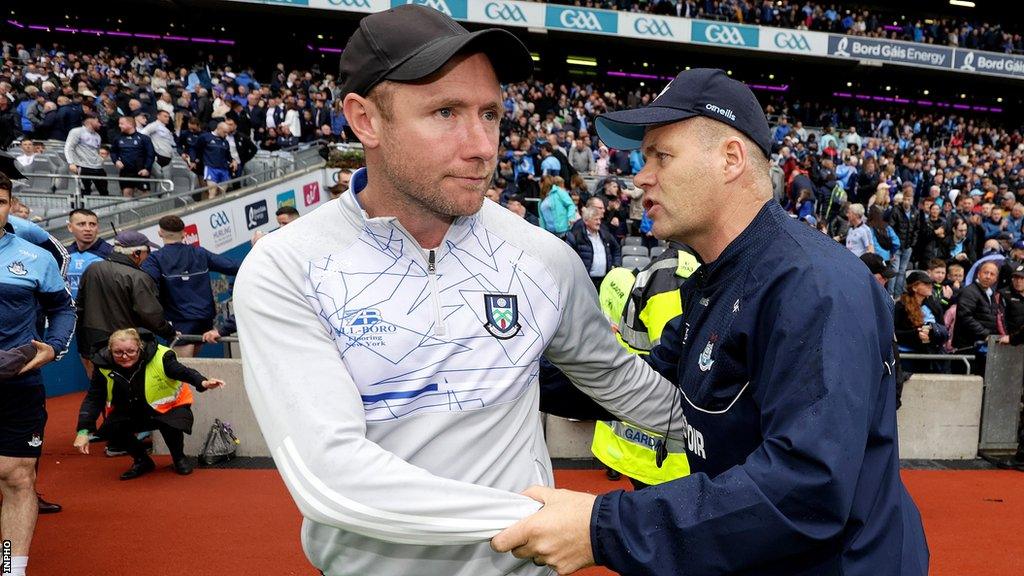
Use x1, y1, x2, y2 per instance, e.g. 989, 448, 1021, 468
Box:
339, 4, 533, 97
115, 230, 159, 249
596, 68, 771, 158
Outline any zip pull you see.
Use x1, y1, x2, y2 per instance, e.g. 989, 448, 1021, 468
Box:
428, 249, 436, 274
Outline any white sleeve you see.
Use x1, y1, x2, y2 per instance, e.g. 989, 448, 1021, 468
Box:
233, 237, 541, 546
543, 240, 679, 434
64, 129, 79, 165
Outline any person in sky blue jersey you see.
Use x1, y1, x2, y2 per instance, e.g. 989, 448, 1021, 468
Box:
0, 173, 76, 576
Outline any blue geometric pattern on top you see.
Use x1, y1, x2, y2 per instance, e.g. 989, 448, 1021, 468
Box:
304, 216, 562, 421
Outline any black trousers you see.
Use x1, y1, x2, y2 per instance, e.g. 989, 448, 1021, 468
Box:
78, 166, 109, 196
107, 417, 185, 462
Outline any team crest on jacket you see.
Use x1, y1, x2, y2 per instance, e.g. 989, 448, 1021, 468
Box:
7, 261, 27, 276
27, 434, 42, 448
698, 333, 717, 372
483, 294, 521, 339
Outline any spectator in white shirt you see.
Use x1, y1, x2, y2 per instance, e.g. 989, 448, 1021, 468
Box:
846, 203, 874, 256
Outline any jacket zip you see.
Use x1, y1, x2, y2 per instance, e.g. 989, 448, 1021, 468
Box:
427, 250, 446, 336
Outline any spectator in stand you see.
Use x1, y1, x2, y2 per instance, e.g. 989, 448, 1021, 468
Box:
538, 142, 561, 177
539, 175, 575, 238
110, 116, 155, 198
895, 270, 949, 373
65, 113, 109, 196
506, 194, 538, 226
139, 109, 177, 178
141, 215, 241, 358
74, 328, 225, 480
14, 140, 37, 169
276, 123, 298, 149
567, 205, 622, 291
948, 216, 977, 269
595, 145, 610, 176
954, 260, 1000, 373
224, 117, 257, 178
998, 264, 1024, 340
868, 205, 900, 263
568, 138, 594, 175
927, 258, 955, 312
189, 121, 236, 199
845, 203, 872, 256
276, 206, 300, 226
890, 191, 919, 296
0, 96, 22, 149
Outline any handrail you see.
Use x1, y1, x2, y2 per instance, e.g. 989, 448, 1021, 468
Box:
900, 353, 975, 373
38, 162, 296, 233
171, 335, 240, 345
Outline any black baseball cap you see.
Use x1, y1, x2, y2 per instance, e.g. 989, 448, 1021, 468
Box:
338, 4, 533, 97
596, 68, 771, 158
861, 253, 896, 279
905, 270, 932, 289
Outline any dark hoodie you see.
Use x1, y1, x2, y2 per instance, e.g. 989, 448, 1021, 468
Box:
77, 331, 207, 435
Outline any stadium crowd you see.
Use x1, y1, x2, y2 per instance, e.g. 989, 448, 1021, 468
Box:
0, 36, 1021, 377
1, 5, 1024, 573
548, 0, 1024, 53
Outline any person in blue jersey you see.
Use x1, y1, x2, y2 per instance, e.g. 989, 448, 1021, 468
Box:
65, 208, 114, 261
189, 121, 237, 200
110, 116, 155, 198
142, 215, 240, 358
6, 212, 69, 516
0, 173, 76, 576
493, 69, 929, 576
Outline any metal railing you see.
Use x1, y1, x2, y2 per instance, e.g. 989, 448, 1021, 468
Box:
40, 153, 325, 241
171, 335, 240, 345
19, 171, 175, 208
901, 353, 976, 373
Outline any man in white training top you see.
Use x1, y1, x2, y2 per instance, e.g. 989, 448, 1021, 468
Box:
233, 5, 681, 576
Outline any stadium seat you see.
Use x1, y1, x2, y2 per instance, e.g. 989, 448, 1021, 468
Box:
649, 246, 666, 258
622, 255, 651, 272
621, 245, 649, 257
622, 236, 643, 246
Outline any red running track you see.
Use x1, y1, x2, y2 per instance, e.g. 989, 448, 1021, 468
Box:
19, 393, 1024, 576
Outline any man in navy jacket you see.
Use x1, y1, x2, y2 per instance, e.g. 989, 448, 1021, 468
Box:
141, 215, 240, 358
492, 69, 928, 576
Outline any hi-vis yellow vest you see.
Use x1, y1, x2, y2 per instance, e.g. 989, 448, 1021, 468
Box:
592, 248, 699, 485
100, 345, 194, 414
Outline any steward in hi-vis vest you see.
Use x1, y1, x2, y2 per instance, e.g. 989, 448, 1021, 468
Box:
593, 243, 698, 487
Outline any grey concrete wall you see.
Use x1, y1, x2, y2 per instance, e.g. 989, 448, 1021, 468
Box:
543, 415, 597, 459
897, 373, 984, 460
154, 360, 985, 462
152, 358, 269, 457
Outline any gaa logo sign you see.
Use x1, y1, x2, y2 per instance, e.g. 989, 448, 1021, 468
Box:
484, 2, 527, 23
634, 17, 673, 37
773, 32, 811, 51
404, 0, 454, 17
209, 210, 230, 229
704, 24, 747, 45
559, 9, 603, 31
328, 0, 371, 8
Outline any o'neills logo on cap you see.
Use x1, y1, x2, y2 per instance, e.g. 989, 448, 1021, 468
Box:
704, 103, 736, 121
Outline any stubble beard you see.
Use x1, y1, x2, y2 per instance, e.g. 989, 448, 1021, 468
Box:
377, 133, 487, 221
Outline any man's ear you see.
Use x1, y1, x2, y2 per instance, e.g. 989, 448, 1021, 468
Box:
721, 136, 747, 185
343, 94, 381, 149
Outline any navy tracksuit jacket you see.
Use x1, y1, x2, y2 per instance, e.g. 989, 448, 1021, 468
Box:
591, 201, 929, 576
